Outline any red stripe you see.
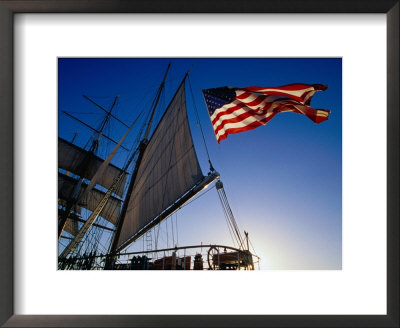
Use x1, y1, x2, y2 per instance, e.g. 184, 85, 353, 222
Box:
244, 83, 327, 92
236, 93, 269, 107
276, 101, 330, 123
240, 84, 327, 104
216, 120, 263, 143
211, 97, 276, 126
210, 83, 329, 143
235, 92, 266, 106
214, 103, 330, 141
238, 88, 305, 103
216, 113, 278, 143
213, 99, 330, 134
213, 107, 272, 135
211, 101, 249, 126
314, 114, 329, 123
212, 101, 274, 127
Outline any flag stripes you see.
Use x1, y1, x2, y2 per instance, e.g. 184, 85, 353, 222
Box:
203, 84, 330, 143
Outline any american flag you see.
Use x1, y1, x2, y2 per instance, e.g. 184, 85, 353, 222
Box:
202, 83, 330, 143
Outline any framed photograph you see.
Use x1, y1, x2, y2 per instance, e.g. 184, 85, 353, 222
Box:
55, 57, 341, 272
0, 1, 398, 327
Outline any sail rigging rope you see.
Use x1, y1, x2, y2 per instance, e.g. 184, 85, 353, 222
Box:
175, 212, 179, 247
178, 184, 216, 209
217, 190, 239, 249
248, 238, 259, 258
166, 218, 169, 249
187, 75, 214, 172
171, 212, 175, 247
216, 185, 245, 250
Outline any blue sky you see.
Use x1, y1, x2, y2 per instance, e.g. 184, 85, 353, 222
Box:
58, 58, 342, 269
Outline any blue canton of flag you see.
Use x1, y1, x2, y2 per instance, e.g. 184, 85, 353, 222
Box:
202, 87, 236, 116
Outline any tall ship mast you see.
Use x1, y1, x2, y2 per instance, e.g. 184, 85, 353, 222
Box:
58, 65, 260, 270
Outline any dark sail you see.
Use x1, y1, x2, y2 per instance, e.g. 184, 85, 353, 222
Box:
58, 172, 122, 226
58, 209, 79, 236
58, 138, 127, 197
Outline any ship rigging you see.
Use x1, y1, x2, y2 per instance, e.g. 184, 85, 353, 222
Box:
58, 65, 260, 270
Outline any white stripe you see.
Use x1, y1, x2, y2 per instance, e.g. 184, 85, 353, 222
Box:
215, 118, 257, 139
210, 91, 307, 122
251, 87, 314, 98
286, 103, 307, 115
213, 103, 309, 139
211, 96, 293, 131
210, 97, 275, 122
214, 110, 273, 139
236, 91, 284, 105
284, 102, 324, 116
235, 90, 260, 102
316, 110, 329, 117
210, 100, 241, 121
303, 90, 318, 103
212, 104, 276, 132
212, 88, 327, 140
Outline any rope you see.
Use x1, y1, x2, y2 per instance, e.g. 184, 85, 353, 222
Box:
217, 190, 238, 248
249, 238, 259, 258
179, 184, 216, 209
187, 75, 214, 172
217, 185, 245, 250
166, 217, 169, 248
154, 91, 181, 250
217, 189, 239, 248
171, 212, 175, 247
175, 212, 179, 246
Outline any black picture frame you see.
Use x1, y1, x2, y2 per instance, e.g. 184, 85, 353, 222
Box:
0, 1, 398, 327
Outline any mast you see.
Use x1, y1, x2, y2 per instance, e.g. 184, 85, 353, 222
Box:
59, 111, 141, 258
109, 69, 221, 256
108, 63, 171, 255
144, 63, 171, 140
58, 95, 119, 238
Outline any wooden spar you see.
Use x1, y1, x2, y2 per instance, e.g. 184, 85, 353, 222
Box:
59, 170, 126, 258
143, 62, 171, 140
108, 140, 147, 255
83, 94, 129, 128
97, 95, 119, 139
115, 171, 220, 253
67, 216, 115, 232
59, 113, 140, 258
61, 111, 129, 151
58, 96, 119, 238
108, 63, 172, 256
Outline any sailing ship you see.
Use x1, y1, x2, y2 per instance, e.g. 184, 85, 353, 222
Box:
58, 64, 260, 270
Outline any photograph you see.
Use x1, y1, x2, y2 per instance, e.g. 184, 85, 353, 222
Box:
58, 57, 342, 271
1, 1, 397, 325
